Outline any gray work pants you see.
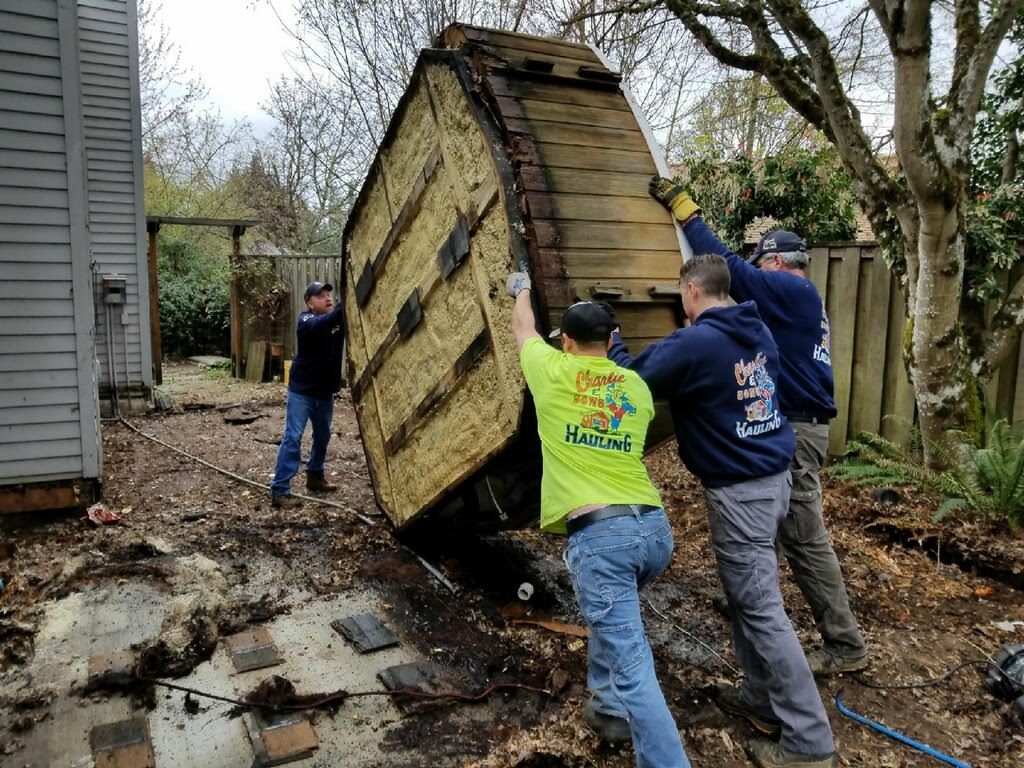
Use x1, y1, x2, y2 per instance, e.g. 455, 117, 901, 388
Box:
777, 421, 866, 659
705, 471, 835, 756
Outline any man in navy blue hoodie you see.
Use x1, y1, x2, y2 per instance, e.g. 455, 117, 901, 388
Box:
649, 177, 867, 678
609, 255, 836, 768
269, 281, 344, 509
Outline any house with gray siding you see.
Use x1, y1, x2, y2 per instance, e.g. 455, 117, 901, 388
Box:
0, 0, 149, 513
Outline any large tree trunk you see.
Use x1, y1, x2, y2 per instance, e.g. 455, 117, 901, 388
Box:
906, 201, 969, 465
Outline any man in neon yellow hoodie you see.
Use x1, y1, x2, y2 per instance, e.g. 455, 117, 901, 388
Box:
506, 272, 690, 768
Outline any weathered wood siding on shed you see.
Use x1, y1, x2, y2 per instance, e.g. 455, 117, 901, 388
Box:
77, 0, 150, 400
0, 0, 100, 483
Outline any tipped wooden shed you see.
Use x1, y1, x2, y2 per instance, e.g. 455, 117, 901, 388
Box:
342, 24, 688, 529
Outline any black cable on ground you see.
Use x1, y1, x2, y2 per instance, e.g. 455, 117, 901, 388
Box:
117, 417, 377, 525
136, 673, 550, 712
853, 658, 1010, 691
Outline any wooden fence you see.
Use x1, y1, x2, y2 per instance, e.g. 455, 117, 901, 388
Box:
255, 247, 1024, 454
807, 243, 1024, 454
275, 254, 344, 360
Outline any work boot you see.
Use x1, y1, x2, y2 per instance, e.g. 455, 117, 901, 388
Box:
583, 699, 631, 743
306, 470, 338, 493
271, 493, 301, 510
748, 739, 837, 767
711, 683, 781, 737
807, 648, 869, 677
711, 591, 733, 618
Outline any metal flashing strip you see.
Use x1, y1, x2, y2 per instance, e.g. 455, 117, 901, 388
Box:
437, 216, 471, 280
90, 717, 155, 768
225, 627, 283, 673
396, 290, 423, 339
383, 328, 492, 456
331, 613, 400, 654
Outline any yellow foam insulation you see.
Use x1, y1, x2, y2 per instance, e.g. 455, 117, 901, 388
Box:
362, 172, 458, 350
345, 55, 535, 525
389, 353, 511, 524
378, 82, 438, 217
425, 63, 493, 214
353, 386, 394, 510
375, 263, 485, 436
344, 266, 369, 377
347, 169, 393, 268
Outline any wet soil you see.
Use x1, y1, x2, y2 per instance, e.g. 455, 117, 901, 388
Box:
1, 361, 1023, 766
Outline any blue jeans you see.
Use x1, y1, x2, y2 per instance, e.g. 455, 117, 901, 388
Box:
270, 391, 333, 496
564, 508, 691, 768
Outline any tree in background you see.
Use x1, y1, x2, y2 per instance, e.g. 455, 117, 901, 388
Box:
637, 0, 1024, 465
684, 146, 859, 248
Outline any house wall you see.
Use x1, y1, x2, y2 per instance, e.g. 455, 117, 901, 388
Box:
0, 0, 146, 494
77, 0, 151, 407
0, 0, 101, 485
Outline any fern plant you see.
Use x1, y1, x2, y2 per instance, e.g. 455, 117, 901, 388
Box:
830, 419, 1024, 533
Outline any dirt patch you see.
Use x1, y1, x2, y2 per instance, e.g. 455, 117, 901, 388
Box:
2, 363, 1023, 767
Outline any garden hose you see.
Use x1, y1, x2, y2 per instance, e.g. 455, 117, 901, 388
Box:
835, 690, 973, 768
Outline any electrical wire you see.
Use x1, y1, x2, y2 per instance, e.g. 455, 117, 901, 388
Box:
645, 599, 742, 677
135, 672, 550, 712
853, 659, 991, 691
117, 417, 378, 525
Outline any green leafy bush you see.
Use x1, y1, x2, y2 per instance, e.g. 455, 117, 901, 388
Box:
159, 274, 230, 357
831, 420, 1024, 533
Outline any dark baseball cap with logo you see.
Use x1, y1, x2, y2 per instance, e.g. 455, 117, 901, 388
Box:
304, 281, 334, 302
548, 301, 615, 344
748, 229, 807, 264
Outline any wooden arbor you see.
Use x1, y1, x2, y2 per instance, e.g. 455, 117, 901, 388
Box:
342, 25, 687, 529
145, 216, 258, 382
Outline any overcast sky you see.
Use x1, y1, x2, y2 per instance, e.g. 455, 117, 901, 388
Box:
152, 0, 296, 135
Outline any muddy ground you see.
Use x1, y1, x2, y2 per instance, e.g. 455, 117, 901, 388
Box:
1, 361, 1023, 767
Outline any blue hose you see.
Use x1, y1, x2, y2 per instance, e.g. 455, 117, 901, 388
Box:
835, 690, 973, 768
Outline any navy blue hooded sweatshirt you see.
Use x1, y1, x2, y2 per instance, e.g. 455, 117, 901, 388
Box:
684, 217, 837, 420
609, 301, 795, 488
288, 304, 344, 398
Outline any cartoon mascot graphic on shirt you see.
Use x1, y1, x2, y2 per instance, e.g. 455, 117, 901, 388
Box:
605, 383, 636, 431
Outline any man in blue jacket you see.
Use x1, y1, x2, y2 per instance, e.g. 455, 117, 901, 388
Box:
609, 254, 836, 768
269, 281, 344, 509
649, 177, 867, 677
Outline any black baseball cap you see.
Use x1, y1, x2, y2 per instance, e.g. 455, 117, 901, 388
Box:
549, 301, 614, 344
748, 229, 807, 264
304, 281, 333, 302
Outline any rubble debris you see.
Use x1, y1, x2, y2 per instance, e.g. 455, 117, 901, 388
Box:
84, 503, 121, 526
243, 675, 345, 713
377, 661, 447, 714
331, 613, 400, 654
135, 555, 227, 678
85, 649, 137, 693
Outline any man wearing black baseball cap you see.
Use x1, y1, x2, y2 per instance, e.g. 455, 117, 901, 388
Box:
649, 177, 867, 682
506, 272, 691, 768
269, 281, 344, 509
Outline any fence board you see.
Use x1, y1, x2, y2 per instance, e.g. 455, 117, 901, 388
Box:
849, 249, 891, 436
879, 274, 916, 445
825, 247, 862, 454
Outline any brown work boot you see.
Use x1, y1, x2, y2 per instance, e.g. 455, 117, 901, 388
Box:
748, 739, 837, 767
807, 648, 868, 677
306, 470, 338, 493
711, 683, 781, 737
271, 493, 301, 510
